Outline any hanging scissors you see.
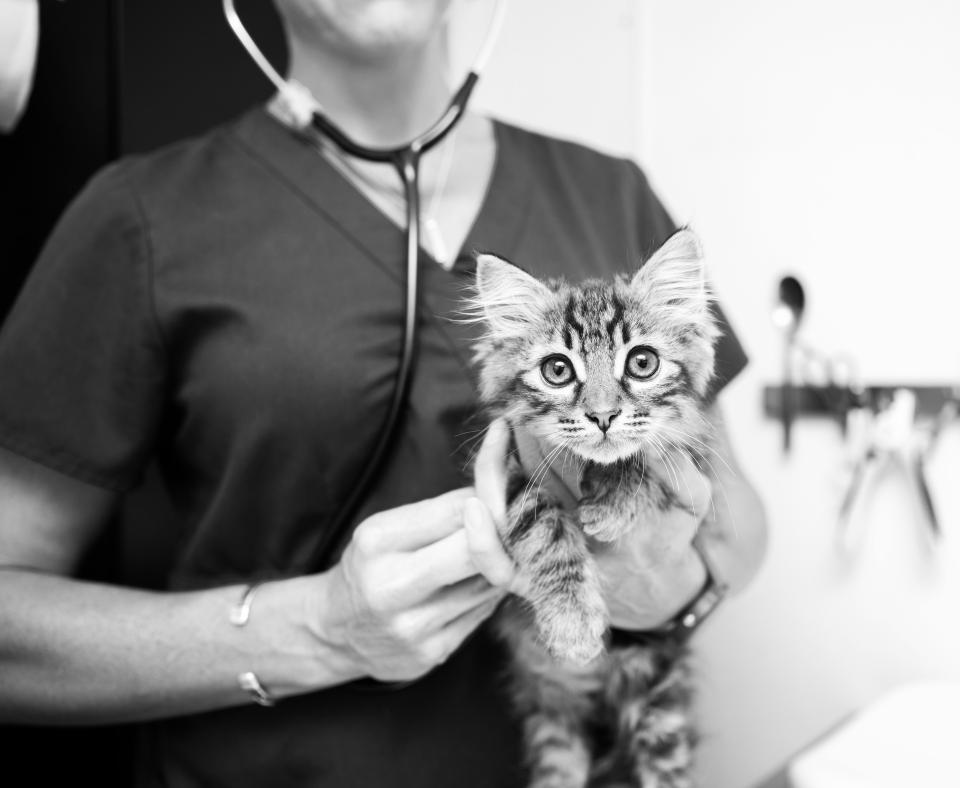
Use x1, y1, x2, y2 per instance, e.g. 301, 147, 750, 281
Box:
838, 389, 953, 550
909, 397, 957, 541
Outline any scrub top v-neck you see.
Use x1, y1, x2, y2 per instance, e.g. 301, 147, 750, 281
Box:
229, 109, 539, 567
0, 105, 748, 787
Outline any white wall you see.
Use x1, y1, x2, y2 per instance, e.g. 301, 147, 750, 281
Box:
453, 2, 960, 787
639, 2, 960, 786
449, 0, 641, 157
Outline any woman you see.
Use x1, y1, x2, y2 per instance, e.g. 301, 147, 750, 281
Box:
0, 1, 767, 785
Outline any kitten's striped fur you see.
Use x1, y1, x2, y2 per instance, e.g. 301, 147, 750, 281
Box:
469, 229, 720, 788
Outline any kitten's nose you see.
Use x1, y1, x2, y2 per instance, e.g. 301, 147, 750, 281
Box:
585, 409, 621, 433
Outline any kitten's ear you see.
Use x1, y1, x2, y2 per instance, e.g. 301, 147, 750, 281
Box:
630, 228, 710, 314
473, 252, 553, 336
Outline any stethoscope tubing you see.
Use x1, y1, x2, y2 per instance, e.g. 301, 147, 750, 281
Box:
222, 1, 503, 567
320, 147, 422, 569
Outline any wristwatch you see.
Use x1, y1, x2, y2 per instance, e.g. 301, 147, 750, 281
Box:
608, 532, 730, 647
660, 533, 729, 638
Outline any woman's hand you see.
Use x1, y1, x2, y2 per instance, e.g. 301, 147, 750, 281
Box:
588, 453, 711, 629
317, 482, 518, 684
509, 417, 713, 630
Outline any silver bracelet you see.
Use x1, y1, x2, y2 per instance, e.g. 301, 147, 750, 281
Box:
228, 583, 275, 707
237, 670, 275, 707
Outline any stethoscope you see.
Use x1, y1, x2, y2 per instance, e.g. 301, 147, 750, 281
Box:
223, 0, 506, 566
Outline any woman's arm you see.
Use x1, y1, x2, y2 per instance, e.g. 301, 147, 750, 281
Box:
695, 402, 769, 595
593, 401, 768, 629
0, 447, 358, 724
503, 402, 768, 631
0, 448, 508, 725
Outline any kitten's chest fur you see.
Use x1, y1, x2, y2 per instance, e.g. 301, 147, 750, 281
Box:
493, 448, 701, 787
577, 456, 700, 543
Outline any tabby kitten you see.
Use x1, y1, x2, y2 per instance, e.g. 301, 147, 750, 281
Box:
469, 229, 720, 788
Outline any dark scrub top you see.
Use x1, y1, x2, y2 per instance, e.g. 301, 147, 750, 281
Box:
0, 107, 747, 787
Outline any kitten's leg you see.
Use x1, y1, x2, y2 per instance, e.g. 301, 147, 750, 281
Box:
604, 641, 698, 788
525, 713, 591, 788
497, 609, 601, 788
502, 486, 607, 666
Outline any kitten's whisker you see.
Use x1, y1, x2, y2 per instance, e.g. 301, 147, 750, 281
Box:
633, 445, 660, 495
691, 453, 739, 541
657, 423, 738, 481
518, 452, 553, 517
517, 440, 568, 517
515, 439, 555, 516
528, 441, 573, 513
454, 423, 493, 469
700, 459, 740, 542
559, 445, 583, 489
657, 435, 700, 519
650, 434, 704, 523
666, 433, 730, 476
659, 442, 691, 514
684, 449, 720, 525
645, 434, 682, 501
654, 421, 741, 505
658, 431, 740, 542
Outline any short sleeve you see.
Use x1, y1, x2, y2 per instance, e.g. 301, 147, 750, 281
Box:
625, 161, 749, 401
0, 162, 166, 491
705, 300, 749, 401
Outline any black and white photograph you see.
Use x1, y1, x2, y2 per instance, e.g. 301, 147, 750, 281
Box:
1, 2, 958, 787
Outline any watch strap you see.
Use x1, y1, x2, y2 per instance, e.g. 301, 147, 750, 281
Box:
609, 532, 729, 646
664, 533, 729, 638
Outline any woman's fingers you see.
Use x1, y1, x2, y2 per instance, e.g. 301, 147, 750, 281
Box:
409, 528, 476, 590
353, 487, 473, 554
416, 575, 503, 631
470, 420, 523, 593
463, 496, 516, 588
410, 496, 518, 592
473, 417, 510, 526
336, 484, 513, 681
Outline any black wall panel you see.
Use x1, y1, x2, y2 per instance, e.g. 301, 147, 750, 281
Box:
0, 3, 286, 783
119, 0, 285, 154
0, 0, 117, 318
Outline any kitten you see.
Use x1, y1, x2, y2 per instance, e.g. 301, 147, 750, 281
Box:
468, 229, 720, 788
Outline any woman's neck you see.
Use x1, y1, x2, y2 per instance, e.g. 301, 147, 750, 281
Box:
285, 31, 453, 148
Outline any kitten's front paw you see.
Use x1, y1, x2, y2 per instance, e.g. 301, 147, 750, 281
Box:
538, 590, 607, 666
543, 618, 605, 666
578, 502, 622, 542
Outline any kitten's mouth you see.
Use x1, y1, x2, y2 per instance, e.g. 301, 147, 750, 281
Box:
567, 432, 637, 464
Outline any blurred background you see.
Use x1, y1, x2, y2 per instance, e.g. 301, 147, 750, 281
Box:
3, 1, 959, 786
455, 2, 960, 785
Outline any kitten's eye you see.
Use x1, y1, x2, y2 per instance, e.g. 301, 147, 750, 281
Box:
540, 354, 575, 387
625, 346, 660, 380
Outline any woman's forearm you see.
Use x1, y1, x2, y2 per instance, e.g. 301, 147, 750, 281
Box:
699, 404, 769, 595
699, 468, 768, 595
599, 402, 768, 631
0, 569, 362, 724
